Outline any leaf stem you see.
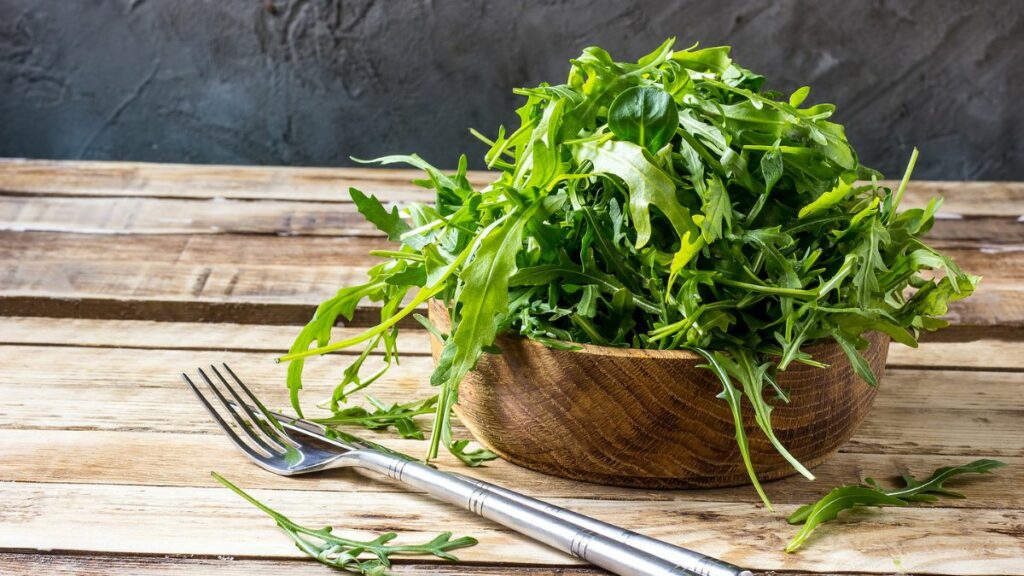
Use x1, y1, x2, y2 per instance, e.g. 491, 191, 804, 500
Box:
716, 277, 818, 298
889, 147, 920, 215
277, 284, 444, 362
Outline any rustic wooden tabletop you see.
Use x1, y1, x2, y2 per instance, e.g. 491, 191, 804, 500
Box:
0, 158, 1021, 575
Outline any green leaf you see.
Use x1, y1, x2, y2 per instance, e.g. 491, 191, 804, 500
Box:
350, 188, 411, 243
785, 486, 906, 552
882, 458, 1006, 501
693, 348, 773, 510
786, 459, 1005, 552
789, 86, 810, 107
798, 174, 855, 219
760, 146, 784, 195
831, 328, 878, 386
667, 230, 705, 291
428, 205, 540, 463
608, 85, 679, 152
672, 45, 733, 73
575, 139, 700, 249
698, 175, 732, 242
721, 348, 815, 481
313, 395, 438, 440
213, 472, 477, 572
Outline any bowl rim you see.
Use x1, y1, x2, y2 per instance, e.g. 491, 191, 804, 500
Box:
430, 299, 850, 362
495, 330, 854, 361
499, 334, 705, 360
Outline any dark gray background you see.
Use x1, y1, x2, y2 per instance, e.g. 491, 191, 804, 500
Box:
1, 0, 1020, 179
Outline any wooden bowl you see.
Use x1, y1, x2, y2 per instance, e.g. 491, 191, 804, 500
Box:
428, 300, 887, 488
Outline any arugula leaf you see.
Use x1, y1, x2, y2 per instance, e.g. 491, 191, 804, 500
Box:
760, 145, 783, 195
694, 348, 772, 510
575, 139, 700, 250
429, 205, 540, 465
872, 458, 1006, 502
213, 472, 476, 574
350, 188, 411, 242
608, 85, 679, 152
698, 174, 732, 242
786, 459, 1005, 552
798, 174, 855, 219
785, 486, 906, 552
721, 348, 815, 481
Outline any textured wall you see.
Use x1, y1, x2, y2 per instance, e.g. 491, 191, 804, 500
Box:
0, 0, 1020, 179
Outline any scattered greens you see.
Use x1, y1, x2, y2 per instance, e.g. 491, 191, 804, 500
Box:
785, 459, 1005, 552
212, 472, 477, 575
312, 395, 439, 440
279, 38, 978, 504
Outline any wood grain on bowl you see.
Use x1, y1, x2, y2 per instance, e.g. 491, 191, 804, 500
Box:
429, 300, 888, 488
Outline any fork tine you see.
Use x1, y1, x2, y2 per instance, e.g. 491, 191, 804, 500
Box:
182, 373, 275, 465
197, 367, 284, 455
208, 364, 293, 452
219, 363, 300, 449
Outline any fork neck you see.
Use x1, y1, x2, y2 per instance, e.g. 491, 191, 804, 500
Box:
348, 449, 417, 481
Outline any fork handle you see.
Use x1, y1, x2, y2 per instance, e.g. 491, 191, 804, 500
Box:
354, 450, 695, 576
451, 473, 750, 576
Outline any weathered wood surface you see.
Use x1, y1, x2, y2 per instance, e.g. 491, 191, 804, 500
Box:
0, 159, 1021, 575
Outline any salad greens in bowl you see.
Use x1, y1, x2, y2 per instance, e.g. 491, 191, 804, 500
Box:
277, 38, 977, 506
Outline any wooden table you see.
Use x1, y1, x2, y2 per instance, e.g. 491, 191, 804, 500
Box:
0, 158, 1021, 575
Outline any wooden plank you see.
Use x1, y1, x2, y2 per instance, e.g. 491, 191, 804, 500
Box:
0, 231, 392, 267
0, 285, 1016, 336
0, 317, 427, 354
887, 339, 1024, 371
1, 481, 1020, 574
3, 231, 1022, 276
1, 195, 1021, 241
2, 317, 1023, 371
0, 554, 963, 576
0, 225, 1018, 290
0, 345, 1018, 458
0, 158, 490, 202
2, 233, 1018, 293
1, 159, 1020, 217
1, 232, 1021, 332
1, 428, 1018, 509
0, 260, 369, 305
899, 180, 1024, 216
0, 196, 381, 236
0, 553, 924, 576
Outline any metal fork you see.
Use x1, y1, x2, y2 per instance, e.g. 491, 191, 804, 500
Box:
184, 364, 751, 576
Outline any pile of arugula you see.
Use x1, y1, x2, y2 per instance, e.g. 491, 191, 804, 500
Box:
277, 38, 978, 507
